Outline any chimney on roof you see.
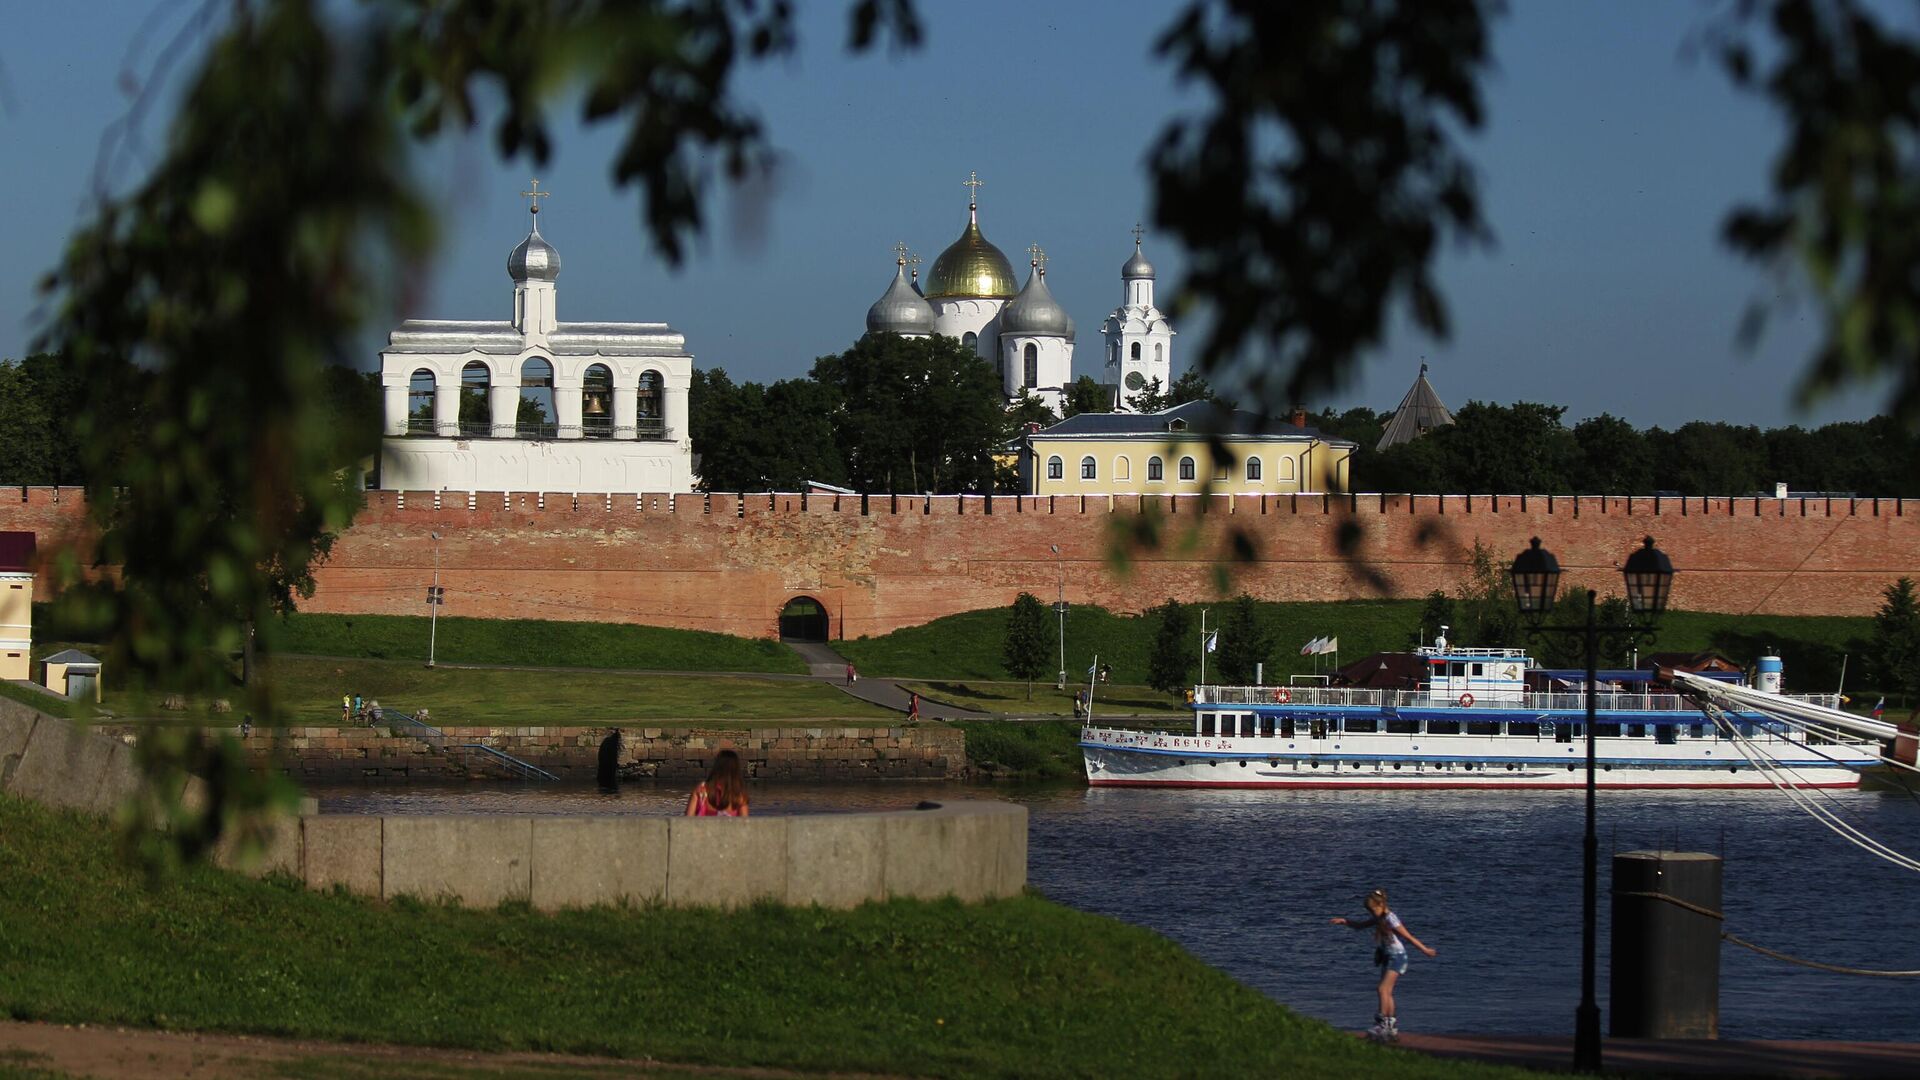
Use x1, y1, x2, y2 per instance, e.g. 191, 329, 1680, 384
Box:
1290, 408, 1307, 429
1025, 421, 1042, 434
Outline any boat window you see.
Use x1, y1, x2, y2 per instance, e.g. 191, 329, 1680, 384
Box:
1689, 723, 1706, 739
1470, 664, 1483, 677
1594, 723, 1622, 738
1625, 724, 1646, 738
1281, 717, 1296, 739
1555, 723, 1573, 743
1386, 718, 1420, 735
1200, 714, 1216, 737
1508, 721, 1540, 737
1567, 724, 1584, 741
1427, 720, 1460, 735
1655, 725, 1677, 745
1261, 716, 1276, 737
1345, 717, 1378, 734
1309, 719, 1327, 739
1466, 720, 1500, 736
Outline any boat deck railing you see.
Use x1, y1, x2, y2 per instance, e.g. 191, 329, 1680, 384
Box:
1196, 685, 1843, 713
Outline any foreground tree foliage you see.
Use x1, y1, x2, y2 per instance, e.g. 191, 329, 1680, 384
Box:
35, 0, 1920, 857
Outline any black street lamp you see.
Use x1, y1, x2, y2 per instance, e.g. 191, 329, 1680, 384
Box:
1508, 535, 1674, 1074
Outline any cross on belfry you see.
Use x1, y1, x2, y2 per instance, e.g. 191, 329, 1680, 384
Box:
521, 178, 552, 214
1132, 222, 1144, 246
963, 170, 984, 205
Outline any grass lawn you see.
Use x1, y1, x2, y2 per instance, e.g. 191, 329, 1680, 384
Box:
119, 656, 893, 725
0, 795, 1531, 1080
840, 599, 1882, 693
951, 719, 1088, 782
904, 679, 1183, 718
269, 611, 806, 675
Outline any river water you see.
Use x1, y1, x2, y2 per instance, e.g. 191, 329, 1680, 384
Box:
309, 781, 1920, 1040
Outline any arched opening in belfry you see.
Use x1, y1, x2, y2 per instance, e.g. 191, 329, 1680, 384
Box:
582, 363, 614, 438
777, 596, 829, 642
407, 369, 436, 433
518, 357, 555, 437
459, 361, 491, 436
636, 369, 663, 438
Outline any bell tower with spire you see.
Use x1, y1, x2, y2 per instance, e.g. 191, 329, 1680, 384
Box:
509, 179, 561, 336
1101, 226, 1174, 412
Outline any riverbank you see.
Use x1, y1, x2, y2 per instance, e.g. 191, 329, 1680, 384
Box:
0, 794, 1529, 1080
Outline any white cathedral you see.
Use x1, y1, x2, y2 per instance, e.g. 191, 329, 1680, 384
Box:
864, 174, 1175, 414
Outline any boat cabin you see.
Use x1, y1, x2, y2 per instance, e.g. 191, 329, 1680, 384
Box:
1417, 646, 1530, 706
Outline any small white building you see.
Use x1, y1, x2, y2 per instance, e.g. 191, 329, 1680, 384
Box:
377, 187, 695, 493
1100, 228, 1173, 412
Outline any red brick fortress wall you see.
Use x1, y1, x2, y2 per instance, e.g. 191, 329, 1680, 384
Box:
4, 488, 1917, 638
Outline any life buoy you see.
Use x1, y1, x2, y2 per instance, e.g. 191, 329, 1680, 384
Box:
1276, 688, 1292, 704
1459, 692, 1475, 708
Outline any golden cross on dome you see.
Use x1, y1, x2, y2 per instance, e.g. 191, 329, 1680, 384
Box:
962, 170, 984, 205
893, 241, 911, 264
907, 252, 921, 278
521, 178, 552, 214
1027, 242, 1046, 269
1132, 222, 1144, 246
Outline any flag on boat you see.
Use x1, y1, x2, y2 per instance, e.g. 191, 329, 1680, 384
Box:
1873, 697, 1886, 719
1205, 631, 1219, 653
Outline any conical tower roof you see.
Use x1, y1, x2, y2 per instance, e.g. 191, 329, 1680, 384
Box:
508, 210, 562, 282
925, 191, 1017, 300
1376, 363, 1454, 451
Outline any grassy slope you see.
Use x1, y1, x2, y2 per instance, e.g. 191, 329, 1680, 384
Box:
128, 657, 892, 725
271, 612, 805, 675
0, 797, 1526, 1080
841, 600, 1879, 691
951, 720, 1087, 781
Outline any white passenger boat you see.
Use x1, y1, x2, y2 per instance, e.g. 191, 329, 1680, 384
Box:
1081, 646, 1881, 789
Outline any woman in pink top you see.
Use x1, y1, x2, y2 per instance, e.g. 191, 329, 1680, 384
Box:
685, 749, 750, 817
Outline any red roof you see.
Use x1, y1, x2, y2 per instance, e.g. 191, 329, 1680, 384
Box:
0, 532, 34, 573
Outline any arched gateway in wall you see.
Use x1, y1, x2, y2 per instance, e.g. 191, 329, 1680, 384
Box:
777, 596, 829, 642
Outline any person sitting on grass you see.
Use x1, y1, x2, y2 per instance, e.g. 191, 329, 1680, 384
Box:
685, 749, 750, 817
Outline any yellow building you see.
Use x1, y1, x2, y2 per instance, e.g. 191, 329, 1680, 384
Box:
0, 532, 33, 682
1021, 401, 1354, 496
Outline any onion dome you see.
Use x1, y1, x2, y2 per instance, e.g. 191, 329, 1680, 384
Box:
925, 203, 1018, 300
1121, 238, 1155, 280
508, 211, 562, 282
867, 258, 937, 335
1000, 260, 1074, 340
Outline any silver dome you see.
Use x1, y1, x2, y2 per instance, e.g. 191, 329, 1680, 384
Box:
1121, 240, 1155, 280
866, 261, 936, 335
1000, 264, 1074, 340
508, 213, 562, 282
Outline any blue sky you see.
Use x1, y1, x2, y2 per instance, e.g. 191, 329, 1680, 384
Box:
0, 1, 1896, 428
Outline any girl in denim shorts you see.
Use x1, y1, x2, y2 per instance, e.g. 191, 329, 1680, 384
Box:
1330, 888, 1437, 1041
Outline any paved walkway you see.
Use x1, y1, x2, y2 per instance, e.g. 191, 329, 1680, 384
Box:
1400, 1033, 1920, 1077
784, 640, 989, 719
0, 1019, 901, 1079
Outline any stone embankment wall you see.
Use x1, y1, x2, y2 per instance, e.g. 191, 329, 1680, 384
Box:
222, 725, 966, 782
5, 701, 1026, 910
6, 486, 1918, 638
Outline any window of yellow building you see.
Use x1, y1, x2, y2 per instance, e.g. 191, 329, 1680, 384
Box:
1080, 456, 1096, 480
1179, 456, 1195, 481
1047, 455, 1063, 480
1247, 456, 1262, 481
1115, 456, 1131, 481
1148, 456, 1163, 481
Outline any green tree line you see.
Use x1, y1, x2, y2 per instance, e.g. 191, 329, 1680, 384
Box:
1316, 402, 1920, 497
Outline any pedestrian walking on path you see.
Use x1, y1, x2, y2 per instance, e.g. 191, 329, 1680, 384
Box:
1331, 888, 1436, 1042
846, 662, 857, 685
907, 692, 920, 721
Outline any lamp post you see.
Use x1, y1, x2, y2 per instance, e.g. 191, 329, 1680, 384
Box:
426, 531, 444, 669
1050, 544, 1066, 690
1508, 535, 1673, 1074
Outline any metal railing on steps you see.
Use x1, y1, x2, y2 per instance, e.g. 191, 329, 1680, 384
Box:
373, 709, 559, 781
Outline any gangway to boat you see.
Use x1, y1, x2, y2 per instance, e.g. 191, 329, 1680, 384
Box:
375, 708, 559, 781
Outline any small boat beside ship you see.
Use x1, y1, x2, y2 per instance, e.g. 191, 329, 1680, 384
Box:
1081, 644, 1882, 789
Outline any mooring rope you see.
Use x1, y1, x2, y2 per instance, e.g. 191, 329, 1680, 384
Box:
1615, 889, 1920, 978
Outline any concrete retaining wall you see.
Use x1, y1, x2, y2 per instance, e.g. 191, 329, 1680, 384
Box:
0, 695, 143, 815
4, 700, 1026, 910
257, 802, 1027, 910
209, 725, 967, 782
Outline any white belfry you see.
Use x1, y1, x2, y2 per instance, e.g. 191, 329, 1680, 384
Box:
377, 181, 696, 493
1101, 225, 1174, 412
997, 247, 1074, 412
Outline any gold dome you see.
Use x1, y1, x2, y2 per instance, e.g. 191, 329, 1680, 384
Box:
924, 213, 1018, 299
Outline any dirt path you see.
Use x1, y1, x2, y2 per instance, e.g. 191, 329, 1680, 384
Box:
0, 1021, 905, 1080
